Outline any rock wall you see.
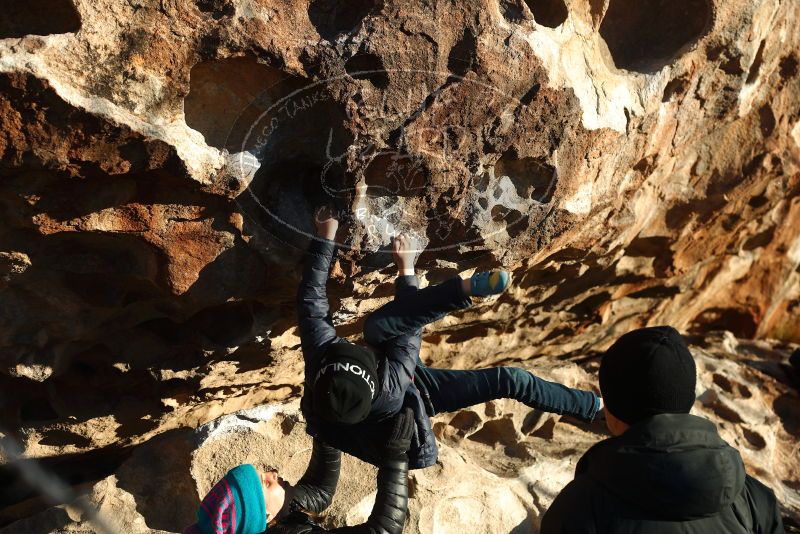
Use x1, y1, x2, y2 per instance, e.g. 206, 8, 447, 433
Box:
1, 0, 799, 530
3, 336, 799, 532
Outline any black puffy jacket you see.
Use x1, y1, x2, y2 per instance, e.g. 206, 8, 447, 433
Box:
271, 438, 408, 534
296, 239, 437, 469
540, 414, 784, 534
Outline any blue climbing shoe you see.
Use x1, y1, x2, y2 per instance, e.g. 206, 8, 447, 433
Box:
470, 270, 510, 296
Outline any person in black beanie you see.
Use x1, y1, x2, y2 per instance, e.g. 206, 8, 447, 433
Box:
540, 326, 785, 534
598, 326, 697, 434
298, 206, 602, 470
312, 343, 378, 425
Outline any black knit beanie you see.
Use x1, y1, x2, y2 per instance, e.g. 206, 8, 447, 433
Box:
313, 342, 378, 425
599, 326, 696, 425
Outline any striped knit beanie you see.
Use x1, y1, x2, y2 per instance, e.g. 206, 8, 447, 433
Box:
184, 464, 267, 534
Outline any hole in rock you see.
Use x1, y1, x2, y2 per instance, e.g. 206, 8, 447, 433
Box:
0, 0, 81, 39
710, 402, 743, 424
500, 0, 526, 22
748, 194, 768, 209
491, 205, 528, 238
490, 204, 508, 221
705, 44, 724, 62
774, 393, 800, 437
494, 150, 557, 203
737, 383, 752, 399
740, 153, 766, 180
662, 77, 689, 102
196, 0, 234, 19
308, 0, 378, 41
228, 343, 274, 374
529, 417, 556, 440
521, 411, 545, 434
627, 285, 679, 299
665, 195, 724, 230
625, 235, 672, 258
743, 225, 775, 251
506, 211, 529, 238
365, 152, 427, 197
344, 53, 390, 89
690, 307, 757, 339
445, 324, 490, 344
758, 104, 776, 137
780, 54, 799, 81
525, 0, 568, 28
742, 428, 766, 450
448, 28, 478, 77
718, 53, 744, 76
280, 415, 297, 436
632, 155, 656, 174
712, 373, 733, 394
24, 233, 166, 337
448, 410, 483, 436
599, 0, 713, 72
520, 83, 541, 105
185, 56, 309, 153
542, 326, 574, 341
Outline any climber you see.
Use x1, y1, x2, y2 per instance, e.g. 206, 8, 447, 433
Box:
539, 326, 785, 534
297, 206, 602, 469
184, 408, 413, 534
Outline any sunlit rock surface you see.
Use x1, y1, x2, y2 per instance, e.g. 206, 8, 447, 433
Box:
3, 335, 798, 532
0, 0, 799, 530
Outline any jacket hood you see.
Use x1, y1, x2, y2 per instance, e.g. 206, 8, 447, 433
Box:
579, 413, 746, 520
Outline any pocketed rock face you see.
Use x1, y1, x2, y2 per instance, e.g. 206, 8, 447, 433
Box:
0, 0, 799, 528
4, 335, 798, 533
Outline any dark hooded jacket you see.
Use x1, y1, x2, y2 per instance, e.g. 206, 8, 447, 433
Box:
540, 413, 784, 534
296, 239, 437, 469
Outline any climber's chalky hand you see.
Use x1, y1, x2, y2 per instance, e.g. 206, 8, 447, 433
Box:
314, 205, 339, 241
